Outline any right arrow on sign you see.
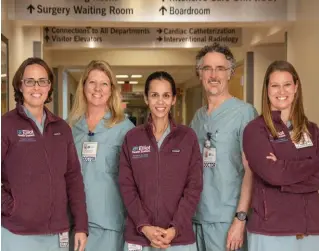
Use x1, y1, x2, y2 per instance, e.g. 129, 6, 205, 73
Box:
27, 4, 35, 14
157, 37, 163, 42
159, 6, 167, 16
45, 35, 50, 43
157, 28, 163, 34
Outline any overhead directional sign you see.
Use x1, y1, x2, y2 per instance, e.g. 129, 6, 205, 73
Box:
43, 27, 242, 48
13, 0, 290, 22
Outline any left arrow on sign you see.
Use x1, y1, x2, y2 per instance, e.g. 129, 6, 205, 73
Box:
27, 4, 35, 14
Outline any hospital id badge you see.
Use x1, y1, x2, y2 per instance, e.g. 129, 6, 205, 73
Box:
203, 147, 216, 168
58, 232, 69, 248
292, 132, 313, 149
82, 142, 98, 161
128, 243, 143, 251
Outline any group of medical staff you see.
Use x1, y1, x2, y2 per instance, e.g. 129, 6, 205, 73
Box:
1, 43, 319, 251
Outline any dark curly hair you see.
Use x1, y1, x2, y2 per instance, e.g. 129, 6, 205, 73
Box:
195, 42, 236, 76
12, 57, 54, 104
144, 71, 177, 97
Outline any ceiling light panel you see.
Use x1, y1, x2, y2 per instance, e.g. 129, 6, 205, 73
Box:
116, 75, 128, 78
131, 75, 142, 78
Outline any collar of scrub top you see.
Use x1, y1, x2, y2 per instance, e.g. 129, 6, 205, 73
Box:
144, 112, 177, 137
270, 111, 294, 131
270, 110, 283, 123
16, 103, 60, 127
201, 97, 236, 119
78, 111, 112, 135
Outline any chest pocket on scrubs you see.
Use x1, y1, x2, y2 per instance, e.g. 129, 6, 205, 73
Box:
104, 145, 120, 174
214, 131, 238, 154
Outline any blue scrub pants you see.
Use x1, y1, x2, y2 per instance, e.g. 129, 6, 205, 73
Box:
248, 232, 319, 251
69, 226, 124, 251
1, 226, 69, 251
193, 222, 247, 251
124, 242, 196, 251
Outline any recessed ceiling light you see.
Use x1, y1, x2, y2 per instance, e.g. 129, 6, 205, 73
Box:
116, 75, 128, 78
129, 81, 138, 84
131, 74, 142, 78
117, 81, 125, 84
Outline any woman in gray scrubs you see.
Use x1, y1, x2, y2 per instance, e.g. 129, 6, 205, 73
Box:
69, 60, 134, 251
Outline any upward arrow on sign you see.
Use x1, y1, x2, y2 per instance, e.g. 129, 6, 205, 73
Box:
159, 6, 167, 16
44, 27, 49, 33
27, 4, 35, 14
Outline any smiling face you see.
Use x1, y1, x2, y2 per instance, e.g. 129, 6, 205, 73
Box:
20, 64, 51, 110
199, 52, 232, 97
84, 69, 112, 109
144, 78, 176, 120
268, 71, 298, 112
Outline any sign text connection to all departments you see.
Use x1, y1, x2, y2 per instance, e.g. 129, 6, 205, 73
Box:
43, 27, 242, 48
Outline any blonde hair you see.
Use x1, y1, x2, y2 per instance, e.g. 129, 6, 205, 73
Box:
68, 60, 124, 128
261, 60, 309, 143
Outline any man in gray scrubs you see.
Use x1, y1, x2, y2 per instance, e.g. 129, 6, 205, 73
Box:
190, 43, 257, 251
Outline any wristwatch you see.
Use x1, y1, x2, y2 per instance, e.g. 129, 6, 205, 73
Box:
235, 211, 248, 221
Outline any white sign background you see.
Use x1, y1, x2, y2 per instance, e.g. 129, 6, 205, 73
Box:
13, 0, 289, 22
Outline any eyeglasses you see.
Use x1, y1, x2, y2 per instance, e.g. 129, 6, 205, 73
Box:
199, 66, 230, 75
22, 78, 51, 87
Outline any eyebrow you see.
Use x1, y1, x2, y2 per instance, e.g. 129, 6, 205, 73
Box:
149, 92, 172, 94
87, 79, 109, 83
270, 81, 293, 84
201, 64, 227, 68
24, 77, 48, 79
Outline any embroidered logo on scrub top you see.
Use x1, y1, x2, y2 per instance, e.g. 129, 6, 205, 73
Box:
132, 145, 151, 159
132, 145, 151, 154
17, 129, 35, 137
17, 129, 36, 142
270, 131, 288, 143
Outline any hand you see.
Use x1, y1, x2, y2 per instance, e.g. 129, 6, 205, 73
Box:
242, 153, 249, 168
142, 226, 169, 249
226, 218, 245, 251
161, 227, 176, 245
74, 232, 87, 251
151, 227, 176, 248
266, 152, 277, 162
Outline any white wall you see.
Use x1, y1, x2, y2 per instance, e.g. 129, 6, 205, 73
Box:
252, 44, 286, 113
2, 0, 44, 111
287, 0, 319, 124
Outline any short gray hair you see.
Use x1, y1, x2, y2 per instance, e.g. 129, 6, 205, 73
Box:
195, 43, 236, 76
